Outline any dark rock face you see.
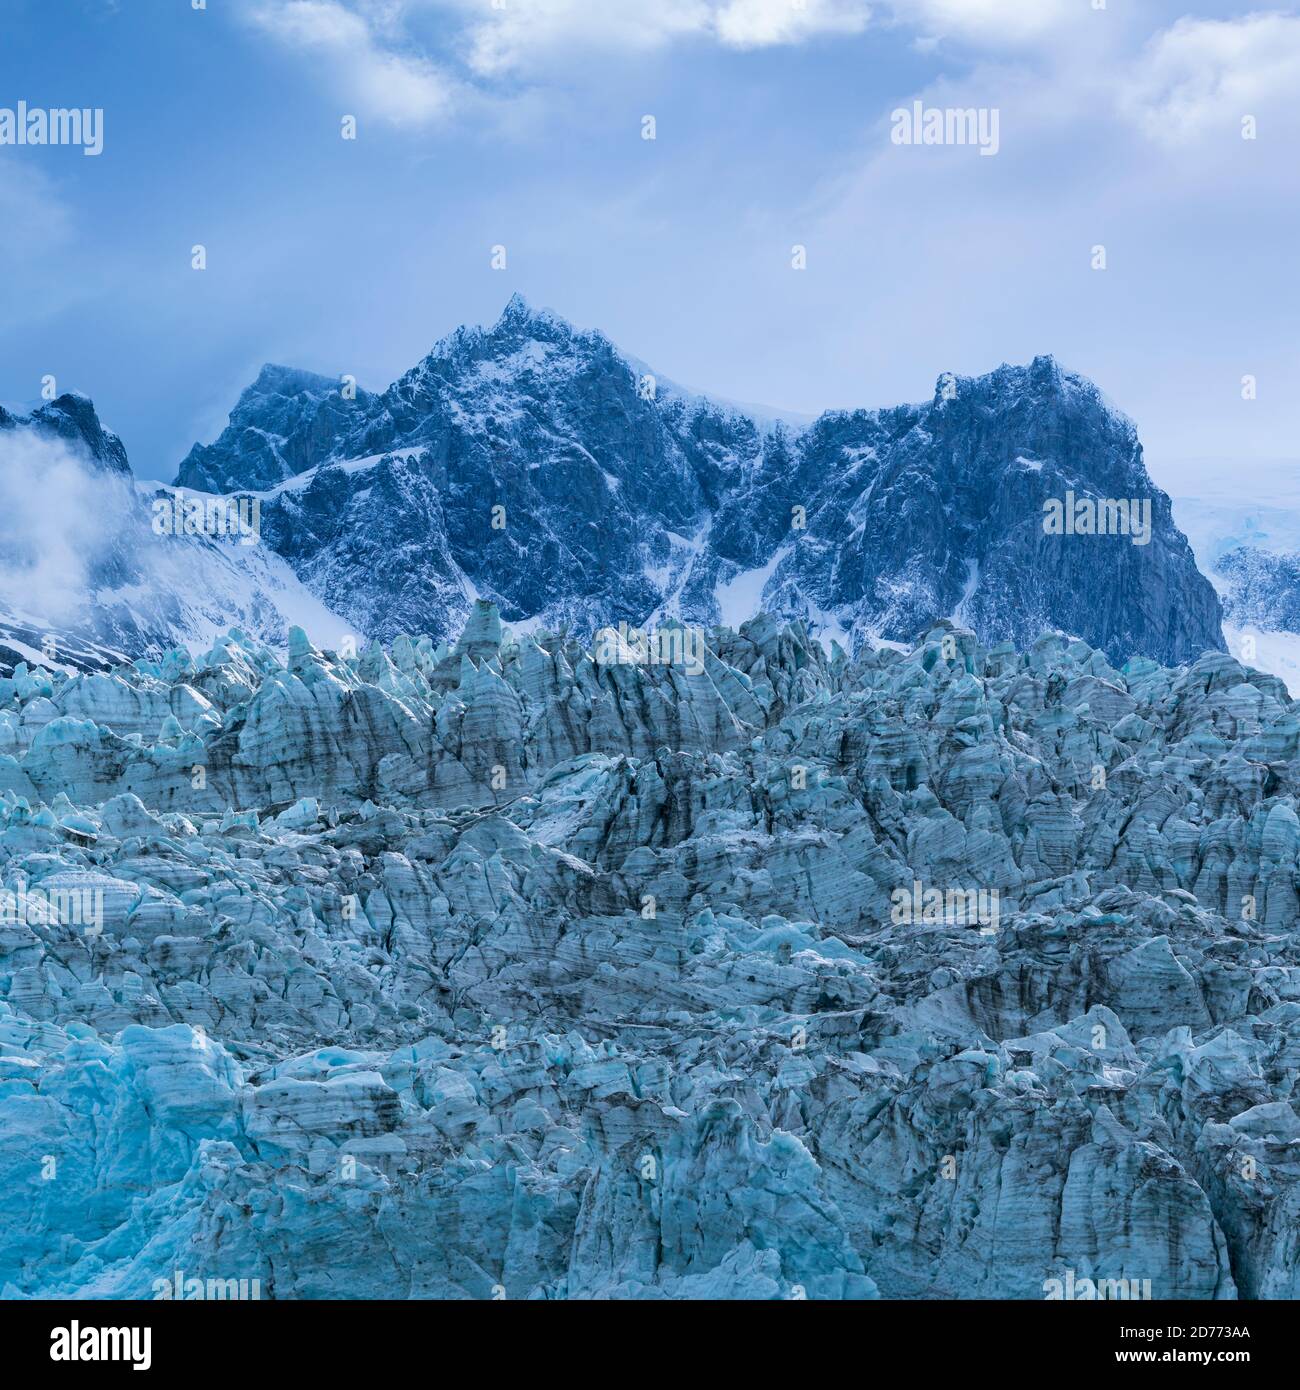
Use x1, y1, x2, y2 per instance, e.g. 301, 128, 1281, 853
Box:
761, 359, 1223, 668
0, 392, 131, 476
178, 298, 1224, 667
1219, 547, 1300, 631
176, 364, 373, 494
225, 299, 739, 644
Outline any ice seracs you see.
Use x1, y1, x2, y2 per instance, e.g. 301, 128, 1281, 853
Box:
1, 607, 1297, 1299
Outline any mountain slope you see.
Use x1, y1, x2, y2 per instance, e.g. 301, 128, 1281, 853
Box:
0, 394, 351, 670
178, 296, 1224, 666
176, 364, 375, 494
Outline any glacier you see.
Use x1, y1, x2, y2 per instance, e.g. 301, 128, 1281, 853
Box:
1165, 459, 1300, 696
3, 603, 1300, 1299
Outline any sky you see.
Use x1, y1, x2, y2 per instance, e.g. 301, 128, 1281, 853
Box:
1, 0, 1298, 489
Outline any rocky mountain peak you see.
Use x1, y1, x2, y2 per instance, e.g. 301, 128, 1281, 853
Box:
246, 362, 339, 401
0, 391, 132, 477
175, 361, 369, 495
492, 290, 568, 336
161, 300, 1224, 668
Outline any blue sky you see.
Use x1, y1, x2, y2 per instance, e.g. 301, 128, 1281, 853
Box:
1, 0, 1298, 486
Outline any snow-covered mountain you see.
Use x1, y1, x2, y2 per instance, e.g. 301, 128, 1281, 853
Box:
0, 392, 350, 675
1218, 547, 1300, 633
1, 299, 1225, 675
175, 295, 1224, 668
1213, 547, 1300, 696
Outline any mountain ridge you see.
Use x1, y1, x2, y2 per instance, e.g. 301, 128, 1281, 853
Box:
171, 296, 1224, 668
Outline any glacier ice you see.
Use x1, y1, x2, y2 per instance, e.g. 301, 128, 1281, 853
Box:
2, 606, 1299, 1299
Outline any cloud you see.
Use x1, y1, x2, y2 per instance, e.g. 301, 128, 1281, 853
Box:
714, 0, 873, 50
444, 0, 879, 77
449, 0, 713, 78
248, 0, 879, 97
1123, 12, 1300, 145
244, 0, 1300, 151
0, 430, 132, 625
0, 161, 73, 268
888, 0, 1085, 48
247, 0, 454, 126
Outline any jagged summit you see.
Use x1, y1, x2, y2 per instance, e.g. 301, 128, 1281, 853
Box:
247, 362, 339, 397
921, 353, 1132, 425
0, 301, 1211, 669
175, 361, 372, 494
492, 289, 570, 333
0, 391, 131, 476
162, 301, 1219, 666
499, 288, 532, 318
408, 294, 589, 378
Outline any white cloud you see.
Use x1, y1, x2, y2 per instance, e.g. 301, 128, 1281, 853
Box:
449, 0, 712, 78
245, 0, 1300, 146
0, 161, 73, 266
454, 0, 875, 73
708, 0, 873, 52
250, 0, 878, 93
0, 430, 132, 624
888, 0, 1084, 47
1124, 12, 1300, 145
248, 0, 454, 126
